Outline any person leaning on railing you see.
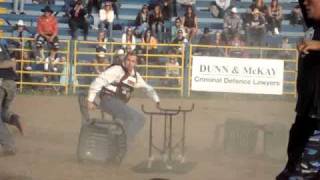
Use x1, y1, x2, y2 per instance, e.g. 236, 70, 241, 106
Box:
276, 0, 320, 179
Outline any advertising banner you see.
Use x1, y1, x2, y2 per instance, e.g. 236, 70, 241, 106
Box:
191, 56, 284, 95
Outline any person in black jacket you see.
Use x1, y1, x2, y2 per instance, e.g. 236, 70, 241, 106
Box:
68, 0, 89, 40
276, 0, 320, 179
0, 39, 23, 156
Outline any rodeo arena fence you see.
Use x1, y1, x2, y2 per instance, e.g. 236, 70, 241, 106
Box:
6, 36, 298, 97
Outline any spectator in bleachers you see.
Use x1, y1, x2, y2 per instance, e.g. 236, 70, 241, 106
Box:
249, 0, 267, 15
227, 33, 247, 57
161, 0, 173, 21
99, 1, 114, 38
35, 6, 60, 66
177, 0, 196, 16
110, 0, 119, 19
196, 27, 213, 56
243, 0, 267, 26
171, 17, 187, 40
223, 7, 242, 42
212, 31, 226, 56
68, 0, 89, 40
139, 29, 159, 64
181, 5, 198, 42
44, 55, 65, 83
245, 8, 266, 46
172, 29, 188, 54
135, 4, 150, 37
121, 27, 136, 52
266, 0, 283, 35
209, 0, 232, 18
289, 5, 304, 26
96, 30, 108, 52
11, 0, 25, 15
164, 49, 180, 87
11, 20, 31, 52
149, 5, 165, 42
87, 0, 101, 15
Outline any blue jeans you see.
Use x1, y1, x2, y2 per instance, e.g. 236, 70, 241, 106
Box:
100, 95, 145, 143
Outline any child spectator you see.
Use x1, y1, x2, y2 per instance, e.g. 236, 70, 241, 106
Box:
11, 20, 32, 60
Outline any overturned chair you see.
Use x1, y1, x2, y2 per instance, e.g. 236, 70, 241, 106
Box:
76, 93, 127, 164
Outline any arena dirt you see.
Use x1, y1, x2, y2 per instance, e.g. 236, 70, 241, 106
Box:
0, 95, 296, 180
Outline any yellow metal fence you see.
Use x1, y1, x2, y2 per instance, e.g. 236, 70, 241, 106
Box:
4, 37, 70, 94
1, 36, 298, 97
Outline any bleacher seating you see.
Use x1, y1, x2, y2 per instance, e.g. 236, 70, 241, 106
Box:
0, 0, 303, 44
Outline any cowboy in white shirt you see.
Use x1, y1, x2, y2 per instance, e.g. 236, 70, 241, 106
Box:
87, 52, 160, 142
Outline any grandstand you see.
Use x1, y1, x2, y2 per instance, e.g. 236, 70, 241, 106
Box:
0, 0, 304, 43
0, 0, 302, 97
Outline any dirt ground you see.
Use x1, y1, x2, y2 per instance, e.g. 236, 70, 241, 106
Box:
0, 94, 296, 180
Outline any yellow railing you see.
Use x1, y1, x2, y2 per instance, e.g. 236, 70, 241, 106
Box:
3, 36, 70, 94
73, 41, 185, 96
0, 36, 299, 97
189, 44, 298, 96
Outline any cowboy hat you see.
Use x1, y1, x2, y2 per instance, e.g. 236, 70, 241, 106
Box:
41, 6, 54, 13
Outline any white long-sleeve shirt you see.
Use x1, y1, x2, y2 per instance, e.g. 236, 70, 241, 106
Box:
88, 65, 160, 103
99, 9, 114, 23
121, 33, 136, 51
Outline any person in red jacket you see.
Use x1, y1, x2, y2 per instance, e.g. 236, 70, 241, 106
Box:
35, 6, 60, 65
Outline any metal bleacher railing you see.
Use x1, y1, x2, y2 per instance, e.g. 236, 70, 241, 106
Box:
2, 36, 298, 97
5, 36, 70, 94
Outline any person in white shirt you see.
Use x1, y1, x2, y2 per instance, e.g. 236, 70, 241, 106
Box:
121, 27, 136, 52
87, 52, 160, 142
99, 1, 114, 38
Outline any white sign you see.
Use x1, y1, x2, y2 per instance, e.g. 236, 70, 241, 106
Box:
191, 56, 284, 95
